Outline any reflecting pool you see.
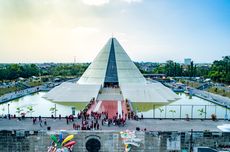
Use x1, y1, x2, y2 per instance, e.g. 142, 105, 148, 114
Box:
0, 92, 83, 117
136, 93, 230, 119
0, 92, 229, 119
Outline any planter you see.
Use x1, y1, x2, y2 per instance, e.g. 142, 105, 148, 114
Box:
211, 114, 217, 121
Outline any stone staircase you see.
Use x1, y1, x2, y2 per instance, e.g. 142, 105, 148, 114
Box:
97, 87, 123, 101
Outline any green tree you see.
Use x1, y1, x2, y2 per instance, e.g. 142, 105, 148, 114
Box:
158, 108, 164, 119
16, 107, 23, 117
8, 64, 21, 80
27, 106, 34, 117
209, 56, 230, 84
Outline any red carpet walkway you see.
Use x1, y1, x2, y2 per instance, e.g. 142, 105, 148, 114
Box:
99, 100, 117, 119
87, 100, 128, 119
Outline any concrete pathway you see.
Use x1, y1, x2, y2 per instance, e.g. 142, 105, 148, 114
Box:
0, 118, 228, 132
93, 100, 102, 112
117, 100, 122, 118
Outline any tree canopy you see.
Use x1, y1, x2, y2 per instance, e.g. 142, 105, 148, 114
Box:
0, 64, 39, 80
152, 56, 229, 84
0, 56, 229, 84
208, 56, 230, 84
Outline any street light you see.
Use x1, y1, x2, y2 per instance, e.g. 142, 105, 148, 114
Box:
54, 104, 56, 118
7, 104, 10, 115
7, 104, 10, 119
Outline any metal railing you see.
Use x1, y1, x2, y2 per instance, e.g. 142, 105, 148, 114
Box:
136, 104, 230, 119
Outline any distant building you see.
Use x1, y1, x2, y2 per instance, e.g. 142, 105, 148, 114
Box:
184, 58, 191, 65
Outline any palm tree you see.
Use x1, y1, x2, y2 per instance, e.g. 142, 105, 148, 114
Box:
197, 108, 206, 120
169, 110, 176, 120
16, 107, 23, 117
1, 106, 5, 117
158, 108, 164, 119
27, 106, 34, 117
49, 105, 58, 117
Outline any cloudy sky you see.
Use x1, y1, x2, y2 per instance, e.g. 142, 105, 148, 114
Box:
0, 0, 229, 63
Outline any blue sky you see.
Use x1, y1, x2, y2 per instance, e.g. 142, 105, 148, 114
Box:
0, 0, 229, 63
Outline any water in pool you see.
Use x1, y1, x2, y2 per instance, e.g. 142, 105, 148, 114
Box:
0, 92, 229, 119
0, 92, 83, 117
135, 93, 230, 119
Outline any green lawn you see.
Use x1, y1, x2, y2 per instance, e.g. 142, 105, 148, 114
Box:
188, 82, 200, 88
27, 81, 43, 87
208, 87, 230, 98
0, 81, 43, 96
57, 102, 88, 110
131, 102, 162, 112
0, 86, 20, 96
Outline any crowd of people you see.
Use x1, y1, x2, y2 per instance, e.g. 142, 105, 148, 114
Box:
70, 110, 127, 130
32, 116, 47, 127
1, 97, 143, 131
2, 110, 141, 127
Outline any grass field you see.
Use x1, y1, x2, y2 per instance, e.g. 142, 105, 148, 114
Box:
27, 81, 43, 87
131, 102, 162, 112
0, 86, 20, 96
57, 102, 88, 110
208, 87, 230, 98
0, 81, 43, 96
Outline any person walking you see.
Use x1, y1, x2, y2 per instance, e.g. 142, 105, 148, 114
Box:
40, 121, 43, 127
66, 117, 69, 125
32, 118, 35, 124
44, 119, 47, 126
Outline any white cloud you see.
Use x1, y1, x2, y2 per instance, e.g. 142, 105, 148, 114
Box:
82, 0, 110, 6
82, 0, 142, 6
121, 0, 142, 3
120, 9, 127, 14
71, 26, 100, 34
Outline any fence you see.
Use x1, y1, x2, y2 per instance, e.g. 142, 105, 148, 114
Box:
136, 104, 230, 119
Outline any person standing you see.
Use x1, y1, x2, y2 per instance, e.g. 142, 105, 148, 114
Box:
40, 121, 43, 127
44, 119, 47, 126
66, 117, 69, 125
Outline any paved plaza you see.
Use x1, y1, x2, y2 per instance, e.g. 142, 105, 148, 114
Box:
0, 118, 229, 132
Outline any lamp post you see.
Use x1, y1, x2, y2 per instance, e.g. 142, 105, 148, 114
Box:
54, 104, 56, 118
7, 104, 10, 115
7, 104, 10, 119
